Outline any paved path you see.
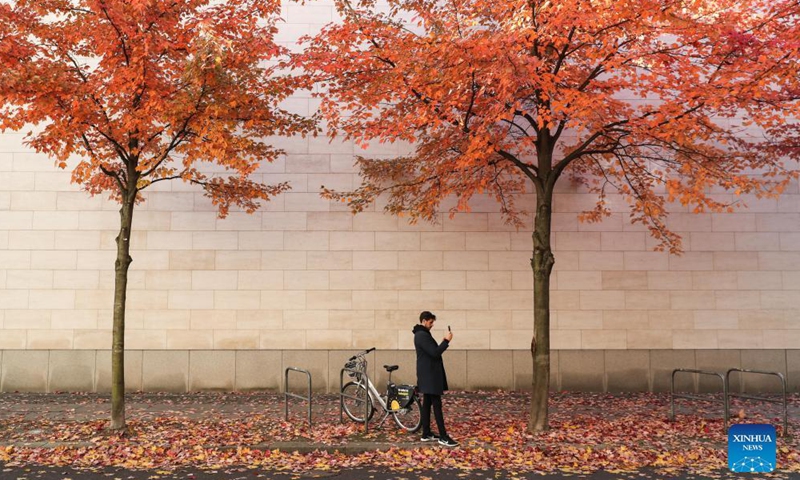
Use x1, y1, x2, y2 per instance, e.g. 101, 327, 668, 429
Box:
0, 465, 795, 480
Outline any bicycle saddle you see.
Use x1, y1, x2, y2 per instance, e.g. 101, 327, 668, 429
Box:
383, 365, 399, 372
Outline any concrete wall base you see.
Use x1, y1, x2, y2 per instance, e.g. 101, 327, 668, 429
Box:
1, 349, 798, 393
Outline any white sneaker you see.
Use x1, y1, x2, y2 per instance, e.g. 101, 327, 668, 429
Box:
438, 436, 459, 447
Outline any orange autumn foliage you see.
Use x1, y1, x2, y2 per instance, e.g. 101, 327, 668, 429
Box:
0, 0, 314, 215
297, 0, 800, 432
298, 0, 800, 253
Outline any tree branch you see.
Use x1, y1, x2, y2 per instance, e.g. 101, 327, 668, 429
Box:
100, 5, 131, 66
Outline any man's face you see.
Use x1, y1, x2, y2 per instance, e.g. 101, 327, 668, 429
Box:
423, 318, 435, 329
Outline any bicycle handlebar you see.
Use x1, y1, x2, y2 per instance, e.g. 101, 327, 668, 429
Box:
348, 347, 376, 361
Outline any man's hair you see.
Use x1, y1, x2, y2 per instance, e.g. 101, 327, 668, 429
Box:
419, 311, 436, 322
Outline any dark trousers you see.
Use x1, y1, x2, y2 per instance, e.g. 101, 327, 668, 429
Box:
420, 393, 447, 438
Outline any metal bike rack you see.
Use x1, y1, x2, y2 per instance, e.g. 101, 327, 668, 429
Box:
670, 369, 729, 431
340, 367, 371, 433
284, 367, 312, 427
726, 368, 789, 436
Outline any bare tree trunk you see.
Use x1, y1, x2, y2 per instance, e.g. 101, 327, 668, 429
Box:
529, 186, 554, 433
110, 194, 135, 431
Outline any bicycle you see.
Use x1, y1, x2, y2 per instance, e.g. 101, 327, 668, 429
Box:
341, 347, 422, 432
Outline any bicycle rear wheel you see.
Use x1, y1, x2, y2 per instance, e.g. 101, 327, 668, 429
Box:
341, 381, 375, 423
392, 396, 422, 432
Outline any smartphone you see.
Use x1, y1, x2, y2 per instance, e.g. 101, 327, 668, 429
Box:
448, 325, 451, 332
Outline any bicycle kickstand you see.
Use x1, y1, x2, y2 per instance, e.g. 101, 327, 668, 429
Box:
375, 409, 392, 429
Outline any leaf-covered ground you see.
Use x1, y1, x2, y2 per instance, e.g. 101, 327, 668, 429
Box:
0, 392, 797, 477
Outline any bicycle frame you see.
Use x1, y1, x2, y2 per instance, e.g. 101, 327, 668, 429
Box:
358, 375, 389, 412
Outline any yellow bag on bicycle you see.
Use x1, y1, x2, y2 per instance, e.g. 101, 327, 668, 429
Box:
389, 384, 416, 410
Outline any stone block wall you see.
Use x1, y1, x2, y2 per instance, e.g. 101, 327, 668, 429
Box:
2, 140, 799, 353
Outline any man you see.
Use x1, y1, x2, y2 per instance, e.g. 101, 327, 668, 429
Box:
413, 310, 458, 447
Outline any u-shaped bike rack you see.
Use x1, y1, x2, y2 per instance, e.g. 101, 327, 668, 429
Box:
726, 368, 788, 436
284, 367, 312, 427
670, 368, 729, 431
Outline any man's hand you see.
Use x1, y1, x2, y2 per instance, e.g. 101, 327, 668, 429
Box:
444, 331, 453, 342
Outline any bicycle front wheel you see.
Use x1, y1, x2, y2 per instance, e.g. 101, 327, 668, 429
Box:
392, 396, 422, 432
341, 381, 375, 423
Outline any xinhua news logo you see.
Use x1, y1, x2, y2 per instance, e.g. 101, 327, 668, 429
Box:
728, 424, 776, 473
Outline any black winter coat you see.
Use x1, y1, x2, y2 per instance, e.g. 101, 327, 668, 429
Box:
413, 324, 449, 395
